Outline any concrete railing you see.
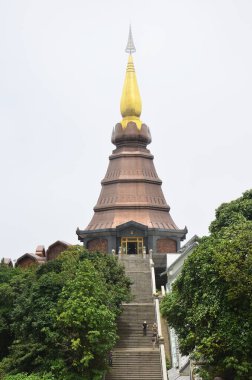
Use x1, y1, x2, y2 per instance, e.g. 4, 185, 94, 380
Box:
150, 259, 168, 380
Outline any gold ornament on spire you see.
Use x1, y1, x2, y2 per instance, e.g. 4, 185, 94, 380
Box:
120, 26, 143, 130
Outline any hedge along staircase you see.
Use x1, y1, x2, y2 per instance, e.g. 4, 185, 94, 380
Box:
105, 255, 163, 380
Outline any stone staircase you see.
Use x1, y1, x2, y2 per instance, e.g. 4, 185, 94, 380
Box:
105, 255, 163, 380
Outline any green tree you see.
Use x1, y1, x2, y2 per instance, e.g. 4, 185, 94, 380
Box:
0, 247, 130, 380
209, 189, 252, 233
56, 259, 117, 379
0, 265, 16, 360
0, 261, 65, 376
161, 190, 252, 380
0, 265, 31, 361
3, 374, 54, 380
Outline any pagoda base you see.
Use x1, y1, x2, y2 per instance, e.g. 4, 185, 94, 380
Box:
77, 220, 187, 255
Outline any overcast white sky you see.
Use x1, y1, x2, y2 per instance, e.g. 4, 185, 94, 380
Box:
1, 0, 252, 261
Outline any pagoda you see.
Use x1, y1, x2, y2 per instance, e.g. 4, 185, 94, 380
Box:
77, 27, 187, 255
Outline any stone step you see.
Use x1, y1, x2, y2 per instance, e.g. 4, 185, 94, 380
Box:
129, 271, 153, 302
106, 351, 162, 380
120, 257, 151, 272
105, 256, 162, 380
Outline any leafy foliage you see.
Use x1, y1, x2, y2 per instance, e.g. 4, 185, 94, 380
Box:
209, 189, 252, 233
0, 266, 21, 360
0, 247, 130, 380
161, 190, 252, 380
3, 374, 54, 380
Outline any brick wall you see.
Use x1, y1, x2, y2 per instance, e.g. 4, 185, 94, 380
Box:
87, 238, 108, 253
156, 238, 177, 253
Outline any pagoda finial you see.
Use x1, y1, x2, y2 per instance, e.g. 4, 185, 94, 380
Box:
120, 26, 142, 130
125, 25, 136, 54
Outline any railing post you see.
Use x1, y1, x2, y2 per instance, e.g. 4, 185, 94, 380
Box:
150, 259, 156, 295
143, 246, 146, 259
161, 285, 166, 297
149, 248, 153, 259
149, 258, 168, 380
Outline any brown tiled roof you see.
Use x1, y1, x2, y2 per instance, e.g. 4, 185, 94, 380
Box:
46, 240, 71, 251
84, 122, 182, 232
16, 253, 46, 266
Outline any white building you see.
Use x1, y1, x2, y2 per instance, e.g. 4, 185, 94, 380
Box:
162, 235, 199, 380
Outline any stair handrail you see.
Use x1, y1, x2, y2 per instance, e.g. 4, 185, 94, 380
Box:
150, 258, 168, 380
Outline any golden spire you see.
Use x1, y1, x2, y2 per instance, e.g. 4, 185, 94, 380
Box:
120, 26, 143, 130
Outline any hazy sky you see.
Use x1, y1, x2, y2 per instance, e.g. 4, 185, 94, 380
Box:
1, 0, 252, 261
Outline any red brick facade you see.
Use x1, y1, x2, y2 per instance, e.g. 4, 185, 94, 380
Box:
156, 238, 177, 253
87, 238, 108, 252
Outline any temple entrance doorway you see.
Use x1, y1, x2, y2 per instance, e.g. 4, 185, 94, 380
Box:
121, 237, 144, 255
